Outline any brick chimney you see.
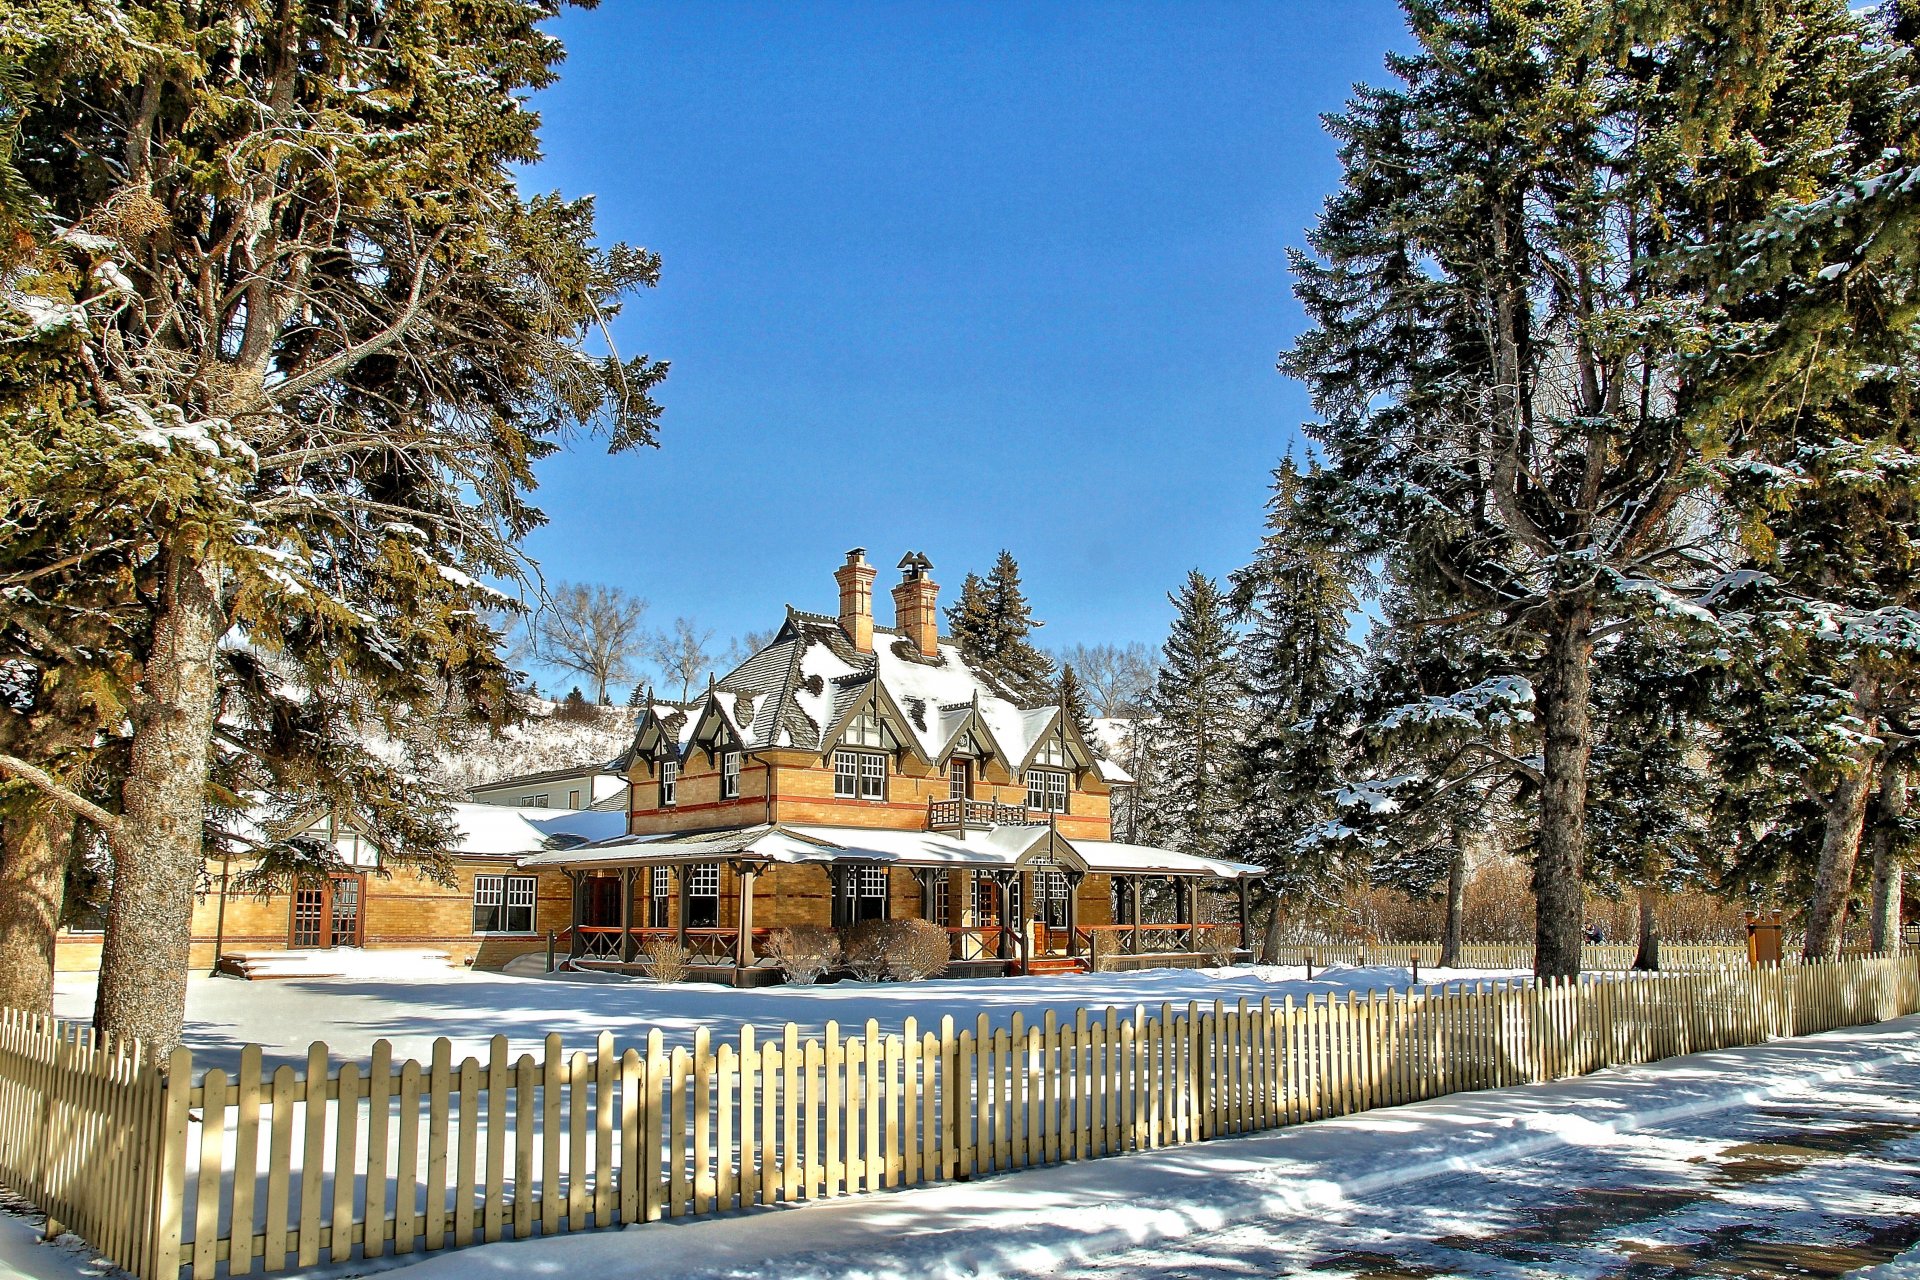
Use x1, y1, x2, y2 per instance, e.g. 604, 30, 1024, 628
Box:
834, 548, 877, 651
891, 552, 939, 658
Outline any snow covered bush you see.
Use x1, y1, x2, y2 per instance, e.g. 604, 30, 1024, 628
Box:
640, 938, 692, 984
766, 926, 842, 985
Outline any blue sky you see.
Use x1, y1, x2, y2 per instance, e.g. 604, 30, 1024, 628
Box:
520, 1, 1408, 686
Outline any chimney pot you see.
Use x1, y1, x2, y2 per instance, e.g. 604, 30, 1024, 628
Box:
891, 550, 940, 658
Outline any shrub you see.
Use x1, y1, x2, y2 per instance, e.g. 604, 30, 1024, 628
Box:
767, 925, 842, 985
640, 937, 692, 984
885, 918, 950, 982
838, 919, 951, 982
841, 920, 894, 981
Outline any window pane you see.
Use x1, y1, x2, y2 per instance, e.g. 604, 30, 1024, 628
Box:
473, 875, 503, 932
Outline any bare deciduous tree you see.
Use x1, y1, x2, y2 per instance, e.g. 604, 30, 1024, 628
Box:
651, 618, 716, 701
1054, 642, 1156, 716
526, 583, 650, 706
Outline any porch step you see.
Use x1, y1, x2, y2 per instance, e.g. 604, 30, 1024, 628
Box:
1021, 956, 1091, 977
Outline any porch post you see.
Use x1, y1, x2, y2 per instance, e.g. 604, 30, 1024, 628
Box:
1064, 870, 1084, 958
675, 863, 689, 948
993, 870, 1016, 960
1130, 876, 1143, 954
736, 862, 758, 969
1236, 877, 1251, 956
619, 867, 635, 964
1186, 878, 1200, 951
916, 869, 938, 920
567, 872, 584, 960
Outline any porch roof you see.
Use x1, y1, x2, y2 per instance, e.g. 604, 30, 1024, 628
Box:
516, 821, 1262, 881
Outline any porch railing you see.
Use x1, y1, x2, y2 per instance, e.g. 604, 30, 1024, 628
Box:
564, 926, 773, 965
926, 798, 1042, 831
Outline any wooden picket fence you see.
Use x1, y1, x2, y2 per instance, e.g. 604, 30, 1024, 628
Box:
1263, 941, 1755, 971
2, 953, 1916, 1280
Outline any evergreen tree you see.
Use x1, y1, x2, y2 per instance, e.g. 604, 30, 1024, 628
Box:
1691, 2, 1920, 957
1058, 663, 1099, 747
945, 550, 1057, 703
1140, 572, 1246, 861
1586, 624, 1720, 970
1281, 0, 1871, 975
1336, 568, 1536, 963
1228, 459, 1362, 906
0, 2, 666, 1051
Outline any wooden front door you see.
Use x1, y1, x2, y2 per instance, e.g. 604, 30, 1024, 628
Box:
290, 874, 365, 949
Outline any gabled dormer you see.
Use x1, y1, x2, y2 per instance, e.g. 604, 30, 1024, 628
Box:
932, 695, 1013, 775
821, 678, 926, 766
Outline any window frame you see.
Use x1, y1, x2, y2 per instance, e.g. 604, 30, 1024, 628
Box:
833, 749, 887, 801
720, 750, 742, 799
659, 759, 678, 807
473, 873, 538, 935
1026, 768, 1069, 814
686, 862, 720, 928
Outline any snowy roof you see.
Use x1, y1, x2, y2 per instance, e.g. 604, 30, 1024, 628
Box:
623, 604, 1116, 781
444, 804, 628, 856
517, 821, 1262, 880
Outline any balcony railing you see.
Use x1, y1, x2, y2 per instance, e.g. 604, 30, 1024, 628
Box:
927, 798, 1044, 830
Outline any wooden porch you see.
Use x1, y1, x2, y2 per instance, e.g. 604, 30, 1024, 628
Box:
550, 859, 1255, 984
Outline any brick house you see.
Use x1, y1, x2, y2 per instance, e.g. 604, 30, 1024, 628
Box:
521, 550, 1262, 982
54, 804, 616, 975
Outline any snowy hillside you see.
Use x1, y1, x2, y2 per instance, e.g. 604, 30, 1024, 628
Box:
424, 702, 637, 795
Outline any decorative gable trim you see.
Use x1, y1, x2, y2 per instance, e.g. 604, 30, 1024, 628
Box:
820, 678, 929, 765
932, 699, 1013, 773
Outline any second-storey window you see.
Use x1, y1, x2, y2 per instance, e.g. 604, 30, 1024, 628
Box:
660, 760, 678, 806
720, 751, 741, 799
833, 750, 886, 801
1026, 769, 1068, 814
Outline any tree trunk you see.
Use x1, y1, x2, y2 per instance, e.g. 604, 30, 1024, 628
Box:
1533, 604, 1594, 978
1440, 843, 1467, 968
1803, 671, 1880, 963
1261, 899, 1284, 964
95, 544, 225, 1054
1869, 760, 1907, 954
1632, 885, 1661, 971
0, 800, 73, 1014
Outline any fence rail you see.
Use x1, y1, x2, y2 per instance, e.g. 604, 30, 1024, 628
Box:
1261, 941, 1762, 971
2, 955, 1916, 1280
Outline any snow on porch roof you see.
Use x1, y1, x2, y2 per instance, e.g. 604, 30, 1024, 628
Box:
516, 821, 1262, 880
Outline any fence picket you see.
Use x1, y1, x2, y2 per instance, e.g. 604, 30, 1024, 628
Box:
5, 954, 1920, 1280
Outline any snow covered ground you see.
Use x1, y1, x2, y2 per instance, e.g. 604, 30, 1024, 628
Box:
50, 957, 1521, 1073
9, 1006, 1920, 1279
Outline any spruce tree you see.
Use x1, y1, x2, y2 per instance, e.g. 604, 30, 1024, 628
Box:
1282, 0, 1872, 975
0, 2, 666, 1051
1140, 572, 1246, 861
945, 550, 1058, 703
1228, 459, 1361, 906
1691, 2, 1920, 957
1058, 663, 1099, 748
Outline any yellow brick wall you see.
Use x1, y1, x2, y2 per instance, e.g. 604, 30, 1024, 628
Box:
627, 742, 1113, 842
627, 748, 773, 833
46, 858, 579, 973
